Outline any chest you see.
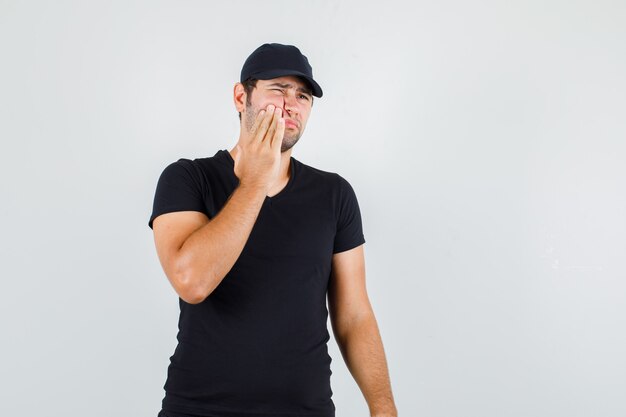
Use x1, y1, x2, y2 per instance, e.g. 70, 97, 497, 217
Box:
243, 197, 336, 262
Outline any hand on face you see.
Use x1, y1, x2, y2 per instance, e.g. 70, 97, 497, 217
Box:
233, 104, 285, 193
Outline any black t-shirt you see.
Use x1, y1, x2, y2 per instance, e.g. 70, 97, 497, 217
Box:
149, 149, 366, 417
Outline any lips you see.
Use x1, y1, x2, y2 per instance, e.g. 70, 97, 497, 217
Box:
284, 119, 298, 128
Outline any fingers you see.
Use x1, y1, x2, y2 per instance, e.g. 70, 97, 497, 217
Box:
251, 108, 273, 142
271, 117, 285, 150
263, 107, 282, 143
247, 104, 284, 146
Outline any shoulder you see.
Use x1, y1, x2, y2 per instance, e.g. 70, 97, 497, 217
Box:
159, 150, 230, 183
293, 157, 352, 190
292, 158, 362, 220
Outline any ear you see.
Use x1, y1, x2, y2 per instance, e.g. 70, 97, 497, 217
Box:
233, 82, 246, 113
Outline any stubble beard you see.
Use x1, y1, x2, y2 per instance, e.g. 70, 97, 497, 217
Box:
244, 102, 302, 153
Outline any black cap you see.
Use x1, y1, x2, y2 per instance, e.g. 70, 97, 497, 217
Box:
240, 43, 323, 98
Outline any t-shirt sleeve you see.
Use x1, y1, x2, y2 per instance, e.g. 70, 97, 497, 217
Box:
148, 159, 207, 230
333, 175, 366, 254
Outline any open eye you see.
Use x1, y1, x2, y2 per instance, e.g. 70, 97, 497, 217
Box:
298, 94, 310, 101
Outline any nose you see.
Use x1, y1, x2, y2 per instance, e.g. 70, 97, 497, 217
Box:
282, 92, 298, 116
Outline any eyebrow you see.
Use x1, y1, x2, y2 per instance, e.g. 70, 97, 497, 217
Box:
266, 82, 313, 96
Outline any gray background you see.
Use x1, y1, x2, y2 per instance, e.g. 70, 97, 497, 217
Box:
1, 1, 625, 416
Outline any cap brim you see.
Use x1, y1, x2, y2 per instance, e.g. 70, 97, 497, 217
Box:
246, 68, 323, 98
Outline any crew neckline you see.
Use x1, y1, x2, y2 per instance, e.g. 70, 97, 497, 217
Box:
220, 149, 296, 201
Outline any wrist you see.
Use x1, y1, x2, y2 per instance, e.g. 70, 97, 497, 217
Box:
370, 405, 398, 417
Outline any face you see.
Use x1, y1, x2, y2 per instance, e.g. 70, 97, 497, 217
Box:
242, 75, 313, 153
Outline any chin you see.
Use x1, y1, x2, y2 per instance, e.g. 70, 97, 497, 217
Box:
281, 140, 299, 153
281, 133, 301, 150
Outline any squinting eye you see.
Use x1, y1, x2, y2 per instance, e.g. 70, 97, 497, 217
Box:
299, 95, 310, 100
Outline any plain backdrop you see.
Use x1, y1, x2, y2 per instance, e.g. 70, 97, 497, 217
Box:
1, 1, 625, 416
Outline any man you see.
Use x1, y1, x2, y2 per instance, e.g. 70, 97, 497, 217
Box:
149, 43, 397, 417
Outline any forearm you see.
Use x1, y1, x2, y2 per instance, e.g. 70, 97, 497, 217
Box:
337, 314, 398, 417
177, 183, 266, 302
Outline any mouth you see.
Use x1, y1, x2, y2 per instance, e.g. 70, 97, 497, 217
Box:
284, 119, 298, 129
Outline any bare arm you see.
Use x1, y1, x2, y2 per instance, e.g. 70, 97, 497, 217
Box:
152, 104, 285, 304
152, 184, 267, 304
328, 245, 398, 417
337, 315, 397, 417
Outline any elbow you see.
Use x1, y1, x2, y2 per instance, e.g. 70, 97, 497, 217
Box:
174, 259, 216, 305
176, 277, 204, 304
180, 290, 207, 305
177, 271, 213, 305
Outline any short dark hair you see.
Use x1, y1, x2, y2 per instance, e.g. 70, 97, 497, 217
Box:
237, 76, 315, 121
